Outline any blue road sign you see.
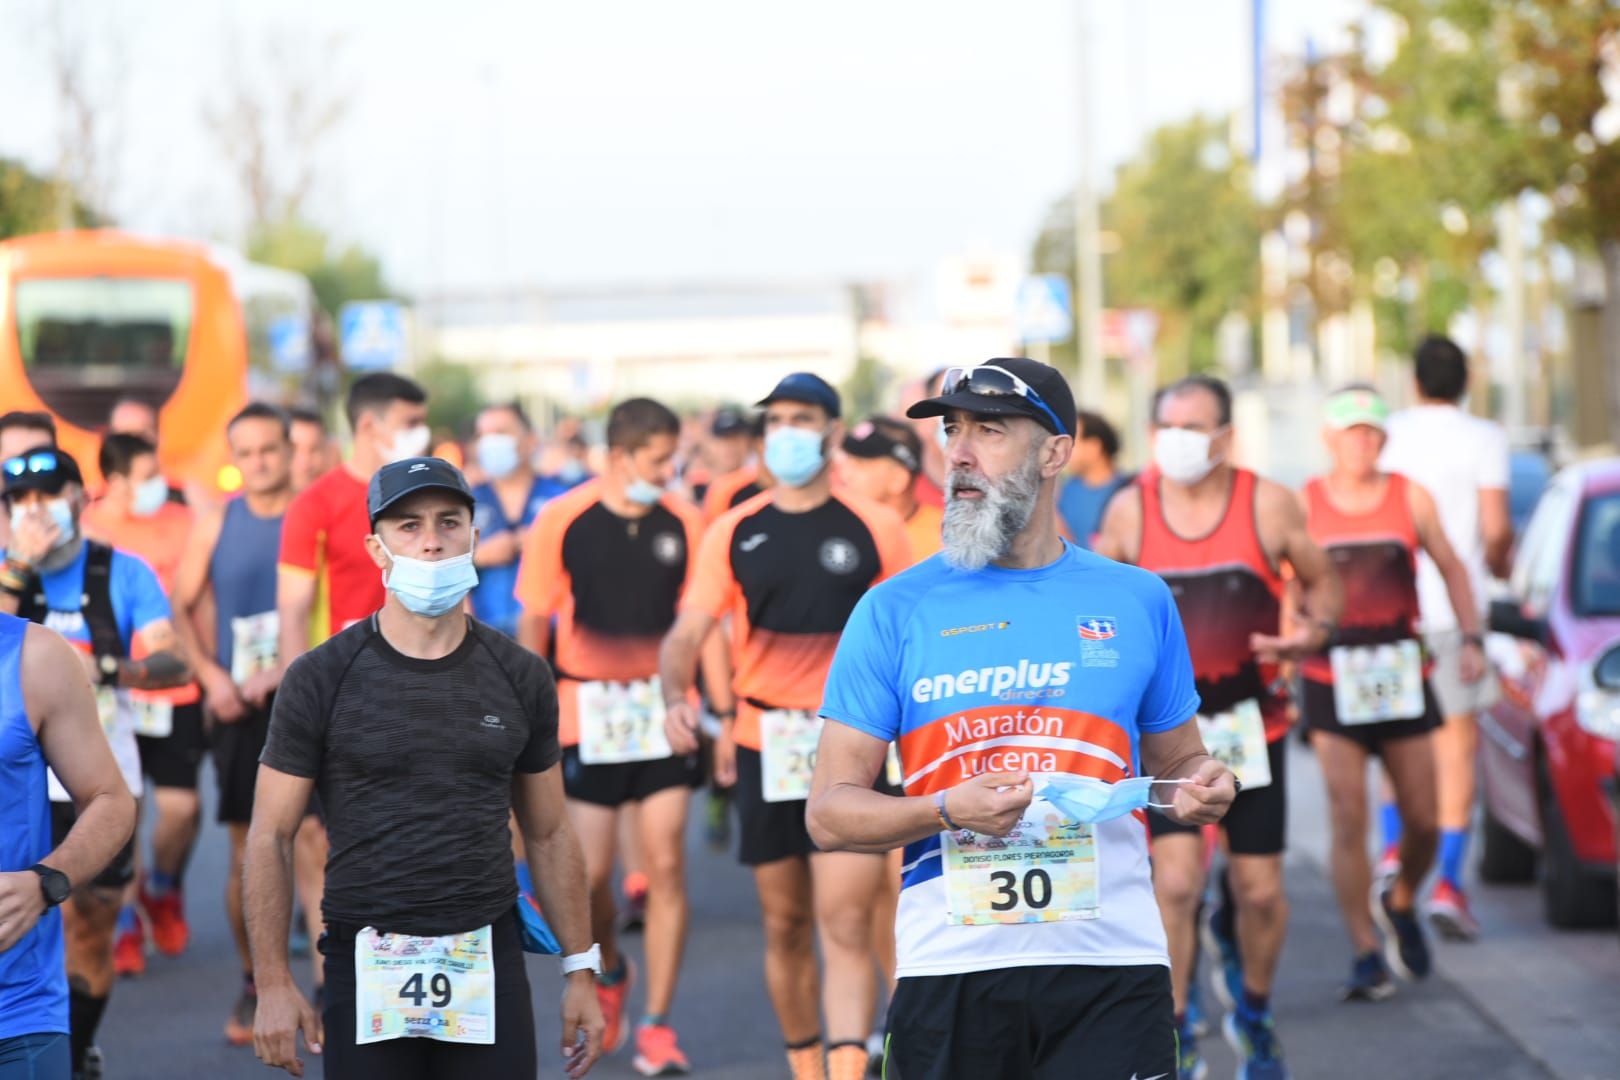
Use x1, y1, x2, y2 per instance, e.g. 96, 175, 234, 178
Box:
339, 301, 408, 371
1016, 274, 1073, 345
267, 314, 311, 373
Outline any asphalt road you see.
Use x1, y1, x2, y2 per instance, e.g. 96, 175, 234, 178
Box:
94, 746, 1618, 1079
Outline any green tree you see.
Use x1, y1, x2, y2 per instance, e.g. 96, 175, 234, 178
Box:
841, 354, 894, 421
412, 356, 485, 440
246, 216, 392, 316
0, 158, 99, 239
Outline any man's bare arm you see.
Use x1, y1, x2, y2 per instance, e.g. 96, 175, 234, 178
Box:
659, 609, 716, 703
1410, 483, 1483, 638
1251, 480, 1342, 660
1479, 487, 1513, 579
244, 766, 316, 990
1139, 718, 1235, 826
806, 722, 939, 853
1092, 484, 1142, 564
122, 618, 193, 690
513, 766, 593, 955
276, 568, 316, 673
171, 506, 225, 671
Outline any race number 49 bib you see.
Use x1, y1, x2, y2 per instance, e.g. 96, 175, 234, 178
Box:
760, 708, 822, 803
942, 791, 1099, 925
577, 678, 672, 765
1330, 639, 1425, 725
230, 611, 280, 684
1196, 699, 1270, 791
355, 925, 495, 1045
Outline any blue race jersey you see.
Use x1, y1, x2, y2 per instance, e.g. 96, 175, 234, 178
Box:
470, 475, 571, 637
1056, 473, 1128, 550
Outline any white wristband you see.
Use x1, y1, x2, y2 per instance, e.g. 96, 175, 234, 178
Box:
560, 943, 602, 976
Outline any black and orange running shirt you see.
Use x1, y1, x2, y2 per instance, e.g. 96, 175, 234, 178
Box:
685, 490, 912, 750
1300, 473, 1422, 684
1137, 467, 1290, 742
514, 479, 705, 746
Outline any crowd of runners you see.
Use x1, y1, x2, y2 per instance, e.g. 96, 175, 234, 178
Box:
0, 337, 1516, 1080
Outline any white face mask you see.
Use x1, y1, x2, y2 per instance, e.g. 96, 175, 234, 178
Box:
130, 475, 168, 518
382, 424, 432, 465
1154, 427, 1223, 485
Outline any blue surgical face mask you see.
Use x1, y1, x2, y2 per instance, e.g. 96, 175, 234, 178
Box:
8, 498, 76, 550
556, 459, 587, 484
131, 475, 168, 518
625, 477, 664, 506
763, 426, 826, 488
1036, 776, 1191, 824
377, 536, 480, 617
476, 433, 521, 480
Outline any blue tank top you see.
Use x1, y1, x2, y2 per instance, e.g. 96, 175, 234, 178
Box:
210, 497, 284, 672
0, 613, 66, 1039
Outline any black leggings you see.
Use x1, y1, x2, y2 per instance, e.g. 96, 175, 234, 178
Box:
319, 910, 536, 1079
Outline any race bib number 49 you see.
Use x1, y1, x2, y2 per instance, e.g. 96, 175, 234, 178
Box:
942, 792, 1099, 925
1196, 699, 1270, 791
355, 925, 495, 1045
1331, 639, 1425, 725
577, 678, 671, 765
760, 709, 822, 803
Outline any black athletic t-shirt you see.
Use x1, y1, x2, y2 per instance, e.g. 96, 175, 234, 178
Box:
261, 616, 560, 936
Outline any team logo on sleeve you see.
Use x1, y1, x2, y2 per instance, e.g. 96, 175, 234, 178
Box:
1077, 616, 1120, 668
819, 537, 859, 574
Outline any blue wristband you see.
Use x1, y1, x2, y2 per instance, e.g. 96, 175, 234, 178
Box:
934, 789, 961, 831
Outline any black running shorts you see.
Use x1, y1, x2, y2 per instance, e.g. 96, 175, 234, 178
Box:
319, 910, 535, 1080
50, 801, 134, 890
734, 746, 817, 866
1301, 677, 1442, 752
884, 963, 1175, 1080
560, 745, 703, 808
135, 701, 207, 791
213, 703, 273, 825
1149, 736, 1288, 856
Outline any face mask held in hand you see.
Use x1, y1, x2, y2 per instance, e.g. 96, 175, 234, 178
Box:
1036, 775, 1194, 824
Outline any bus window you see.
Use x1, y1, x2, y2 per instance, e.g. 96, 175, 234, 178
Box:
16, 278, 194, 373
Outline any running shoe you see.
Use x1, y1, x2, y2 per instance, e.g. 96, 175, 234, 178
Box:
621, 871, 649, 935
1375, 842, 1401, 885
1185, 981, 1208, 1038
140, 882, 189, 956
1176, 1016, 1208, 1080
1223, 1008, 1288, 1079
632, 1022, 691, 1076
1374, 888, 1432, 980
1427, 879, 1481, 942
82, 1045, 104, 1080
113, 922, 145, 978
596, 958, 636, 1055
224, 982, 257, 1046
1341, 950, 1396, 1002
1200, 899, 1243, 1013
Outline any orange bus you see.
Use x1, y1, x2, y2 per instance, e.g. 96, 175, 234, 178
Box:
0, 230, 254, 494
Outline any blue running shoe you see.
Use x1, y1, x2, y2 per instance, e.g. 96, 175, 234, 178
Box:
1223, 1008, 1288, 1079
1373, 887, 1432, 980
1200, 899, 1243, 1012
1185, 980, 1209, 1038
1176, 1016, 1208, 1080
1341, 950, 1396, 1002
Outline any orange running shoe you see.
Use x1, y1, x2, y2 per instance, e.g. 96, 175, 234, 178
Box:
113, 922, 145, 978
141, 884, 190, 956
596, 958, 636, 1055
632, 1022, 691, 1076
621, 870, 649, 934
223, 982, 256, 1046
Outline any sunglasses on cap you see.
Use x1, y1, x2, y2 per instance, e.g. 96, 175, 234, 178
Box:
3, 451, 66, 477
939, 364, 1069, 436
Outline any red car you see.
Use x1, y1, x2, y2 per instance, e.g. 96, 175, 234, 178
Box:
1480, 459, 1620, 930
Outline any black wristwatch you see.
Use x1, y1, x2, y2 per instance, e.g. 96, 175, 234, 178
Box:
29, 864, 71, 908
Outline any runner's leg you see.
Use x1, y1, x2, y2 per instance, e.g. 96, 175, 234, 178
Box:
810, 850, 884, 1046
1312, 730, 1378, 953
64, 884, 120, 1070
1431, 712, 1477, 889
225, 824, 251, 974
872, 849, 901, 990
636, 784, 691, 1019
566, 799, 623, 974
1381, 732, 1440, 911
1149, 832, 1205, 1015
1226, 853, 1288, 996
149, 786, 200, 888
754, 855, 820, 1043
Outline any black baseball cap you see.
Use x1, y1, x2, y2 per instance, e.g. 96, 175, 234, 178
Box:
756, 372, 840, 419
905, 358, 1076, 437
842, 417, 922, 475
368, 457, 475, 527
711, 406, 752, 438
2, 448, 83, 500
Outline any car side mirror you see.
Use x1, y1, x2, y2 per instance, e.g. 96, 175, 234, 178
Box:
1489, 599, 1547, 645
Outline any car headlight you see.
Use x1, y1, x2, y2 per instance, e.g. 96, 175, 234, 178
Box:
1577, 646, 1620, 740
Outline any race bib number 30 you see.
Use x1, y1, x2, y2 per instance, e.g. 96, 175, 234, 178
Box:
1331, 639, 1425, 725
1197, 699, 1270, 791
354, 925, 495, 1045
942, 792, 1099, 925
760, 709, 822, 803
578, 678, 671, 765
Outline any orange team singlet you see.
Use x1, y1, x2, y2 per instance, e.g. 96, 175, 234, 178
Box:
80, 498, 201, 706
684, 490, 913, 750
277, 467, 385, 642
1300, 473, 1424, 684
1136, 467, 1290, 741
513, 479, 706, 746
701, 462, 767, 525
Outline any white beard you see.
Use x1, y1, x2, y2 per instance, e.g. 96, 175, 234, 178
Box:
940, 450, 1042, 571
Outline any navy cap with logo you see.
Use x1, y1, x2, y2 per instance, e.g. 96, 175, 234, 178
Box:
905, 358, 1076, 437
842, 417, 922, 475
368, 457, 476, 528
756, 372, 841, 419
711, 406, 753, 438
2, 448, 83, 501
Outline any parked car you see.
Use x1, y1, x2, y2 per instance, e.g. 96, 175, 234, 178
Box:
1480, 459, 1620, 930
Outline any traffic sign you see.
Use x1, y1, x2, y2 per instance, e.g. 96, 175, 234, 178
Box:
267, 314, 311, 373
339, 301, 409, 372
1015, 274, 1073, 345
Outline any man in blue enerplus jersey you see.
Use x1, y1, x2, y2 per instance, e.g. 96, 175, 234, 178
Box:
469, 402, 571, 638
807, 359, 1237, 1080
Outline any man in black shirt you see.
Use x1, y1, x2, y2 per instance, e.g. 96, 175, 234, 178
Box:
244, 457, 604, 1079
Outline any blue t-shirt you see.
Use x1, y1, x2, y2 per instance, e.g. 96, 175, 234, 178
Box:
38, 543, 171, 653
470, 475, 571, 637
1056, 473, 1128, 550
819, 543, 1199, 977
